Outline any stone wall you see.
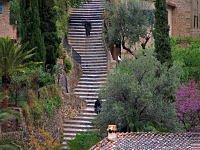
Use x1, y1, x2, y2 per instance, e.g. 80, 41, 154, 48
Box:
67, 57, 82, 92
168, 0, 200, 38
0, 0, 17, 39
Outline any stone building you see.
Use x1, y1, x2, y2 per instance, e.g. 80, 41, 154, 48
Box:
0, 0, 17, 39
167, 0, 200, 38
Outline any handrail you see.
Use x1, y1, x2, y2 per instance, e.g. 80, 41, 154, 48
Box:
71, 47, 81, 65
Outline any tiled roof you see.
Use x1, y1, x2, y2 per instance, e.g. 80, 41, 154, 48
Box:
91, 132, 200, 150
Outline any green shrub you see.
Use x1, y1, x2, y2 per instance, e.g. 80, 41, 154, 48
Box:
42, 97, 62, 116
37, 67, 55, 87
31, 101, 43, 121
94, 50, 182, 135
65, 59, 72, 73
0, 137, 20, 150
172, 38, 200, 81
68, 131, 101, 150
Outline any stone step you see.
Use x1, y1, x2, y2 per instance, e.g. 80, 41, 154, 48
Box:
69, 20, 103, 24
69, 25, 102, 30
70, 16, 103, 20
69, 36, 102, 40
70, 40, 103, 44
69, 22, 102, 26
77, 52, 106, 55
64, 120, 93, 125
81, 73, 107, 77
79, 95, 98, 99
80, 77, 106, 81
78, 81, 105, 85
85, 99, 98, 103
74, 48, 105, 51
82, 107, 95, 113
74, 91, 99, 96
75, 88, 100, 92
68, 31, 102, 35
71, 10, 104, 13
87, 103, 95, 107
73, 45, 104, 49
80, 56, 106, 60
76, 84, 102, 89
79, 112, 98, 117
63, 124, 94, 129
81, 63, 107, 67
81, 66, 107, 70
82, 69, 107, 73
63, 136, 74, 141
69, 28, 102, 33
81, 60, 107, 64
76, 85, 103, 90
68, 34, 102, 38
63, 128, 97, 134
74, 115, 96, 121
63, 132, 77, 137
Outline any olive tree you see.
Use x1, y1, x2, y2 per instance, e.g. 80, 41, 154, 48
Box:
94, 50, 182, 135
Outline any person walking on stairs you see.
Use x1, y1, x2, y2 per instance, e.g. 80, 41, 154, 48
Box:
83, 20, 92, 37
94, 98, 101, 114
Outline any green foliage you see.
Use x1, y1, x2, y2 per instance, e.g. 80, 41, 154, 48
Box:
37, 67, 55, 87
9, 0, 20, 25
153, 0, 172, 65
68, 131, 101, 150
0, 108, 20, 122
0, 137, 23, 149
172, 38, 200, 81
39, 0, 61, 70
0, 38, 34, 92
65, 59, 72, 73
19, 0, 46, 62
104, 0, 147, 50
55, 0, 68, 37
31, 101, 43, 121
94, 50, 182, 136
67, 0, 87, 8
42, 97, 61, 116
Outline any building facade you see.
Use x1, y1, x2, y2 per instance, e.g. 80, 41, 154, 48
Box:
0, 0, 17, 39
167, 0, 200, 38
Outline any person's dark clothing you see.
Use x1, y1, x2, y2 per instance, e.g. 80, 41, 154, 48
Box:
83, 21, 92, 36
94, 99, 101, 114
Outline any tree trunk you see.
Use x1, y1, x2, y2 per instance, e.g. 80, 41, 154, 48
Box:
2, 75, 11, 93
1, 75, 11, 108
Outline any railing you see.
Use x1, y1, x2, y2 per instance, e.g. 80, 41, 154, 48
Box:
71, 47, 81, 65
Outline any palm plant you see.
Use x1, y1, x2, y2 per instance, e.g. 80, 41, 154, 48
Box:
0, 37, 34, 93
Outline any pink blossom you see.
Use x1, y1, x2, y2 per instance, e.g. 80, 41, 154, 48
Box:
176, 80, 200, 131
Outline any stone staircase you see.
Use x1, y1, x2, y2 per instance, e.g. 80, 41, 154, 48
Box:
62, 0, 107, 149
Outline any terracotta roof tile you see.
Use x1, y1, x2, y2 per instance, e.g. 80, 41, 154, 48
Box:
91, 132, 200, 150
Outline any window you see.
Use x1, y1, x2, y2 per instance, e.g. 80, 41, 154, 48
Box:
0, 0, 3, 14
194, 16, 198, 29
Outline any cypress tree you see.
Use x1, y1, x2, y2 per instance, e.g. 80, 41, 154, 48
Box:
19, 0, 46, 62
153, 0, 172, 65
39, 0, 61, 70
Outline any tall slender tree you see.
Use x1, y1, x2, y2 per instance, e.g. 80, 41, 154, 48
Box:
19, 0, 46, 62
39, 0, 61, 70
153, 0, 172, 65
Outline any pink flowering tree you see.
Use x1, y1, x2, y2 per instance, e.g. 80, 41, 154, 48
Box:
176, 80, 200, 131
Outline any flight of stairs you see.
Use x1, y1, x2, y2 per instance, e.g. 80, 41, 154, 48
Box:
62, 0, 107, 149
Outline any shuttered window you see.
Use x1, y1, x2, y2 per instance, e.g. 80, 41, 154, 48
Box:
0, 0, 3, 14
